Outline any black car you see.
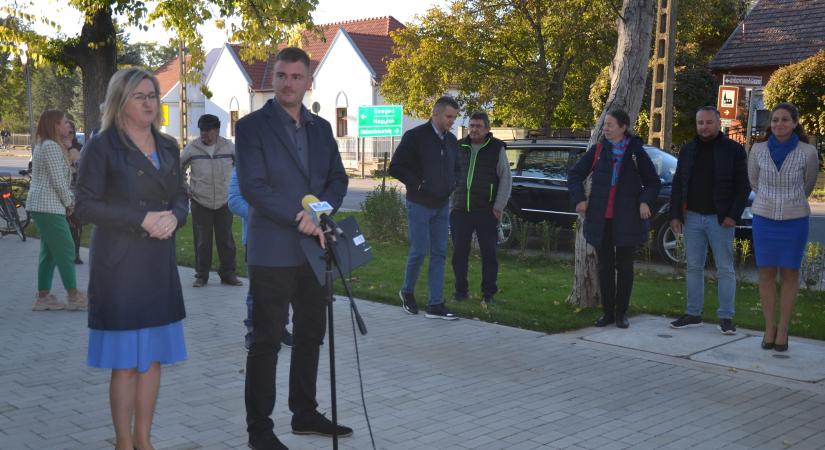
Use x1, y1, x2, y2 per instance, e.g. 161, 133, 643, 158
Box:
499, 139, 753, 264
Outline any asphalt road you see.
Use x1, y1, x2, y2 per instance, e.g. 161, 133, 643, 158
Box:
0, 155, 29, 175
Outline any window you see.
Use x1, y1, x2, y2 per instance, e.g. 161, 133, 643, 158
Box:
336, 108, 347, 137
230, 111, 239, 137
519, 149, 571, 180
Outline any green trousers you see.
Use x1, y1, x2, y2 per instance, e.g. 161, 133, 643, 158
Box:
30, 212, 77, 291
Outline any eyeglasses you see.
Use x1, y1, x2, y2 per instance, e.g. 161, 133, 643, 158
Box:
131, 92, 158, 103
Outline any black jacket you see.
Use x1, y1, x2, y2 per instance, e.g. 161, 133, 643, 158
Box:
454, 133, 505, 212
669, 133, 749, 224
389, 120, 460, 208
568, 136, 661, 247
75, 128, 189, 330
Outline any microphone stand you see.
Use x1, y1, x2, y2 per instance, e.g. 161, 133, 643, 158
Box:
317, 215, 370, 450
320, 221, 340, 450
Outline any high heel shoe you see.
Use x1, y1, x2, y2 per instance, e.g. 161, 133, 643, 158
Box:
761, 328, 775, 350
774, 329, 789, 352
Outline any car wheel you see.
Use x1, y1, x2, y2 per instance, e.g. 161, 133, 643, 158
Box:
656, 220, 679, 265
498, 208, 517, 246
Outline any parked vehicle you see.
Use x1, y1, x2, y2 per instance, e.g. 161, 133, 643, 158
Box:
499, 139, 753, 264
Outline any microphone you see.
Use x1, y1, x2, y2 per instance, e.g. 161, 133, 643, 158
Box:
301, 194, 335, 228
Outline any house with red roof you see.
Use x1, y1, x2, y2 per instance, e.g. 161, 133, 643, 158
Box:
156, 16, 435, 151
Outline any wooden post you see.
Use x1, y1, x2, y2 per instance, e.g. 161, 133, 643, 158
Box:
178, 38, 189, 146
647, 0, 678, 152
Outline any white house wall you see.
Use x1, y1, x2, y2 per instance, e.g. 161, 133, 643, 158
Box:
160, 82, 204, 143
203, 46, 255, 141
312, 32, 374, 136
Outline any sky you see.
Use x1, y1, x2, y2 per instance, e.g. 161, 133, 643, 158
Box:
24, 0, 448, 51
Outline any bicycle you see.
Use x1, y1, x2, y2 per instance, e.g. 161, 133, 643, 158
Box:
0, 170, 31, 241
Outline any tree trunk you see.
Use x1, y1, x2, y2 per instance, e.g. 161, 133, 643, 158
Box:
64, 7, 117, 135
567, 0, 656, 308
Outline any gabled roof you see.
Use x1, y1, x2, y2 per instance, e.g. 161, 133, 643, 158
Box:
155, 47, 222, 97
709, 0, 825, 71
230, 16, 404, 91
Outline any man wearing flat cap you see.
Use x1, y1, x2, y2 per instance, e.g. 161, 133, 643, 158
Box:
182, 114, 242, 287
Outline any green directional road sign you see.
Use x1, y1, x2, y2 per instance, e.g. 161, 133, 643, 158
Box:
358, 105, 403, 137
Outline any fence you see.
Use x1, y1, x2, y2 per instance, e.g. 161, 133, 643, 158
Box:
0, 134, 32, 149
336, 136, 401, 176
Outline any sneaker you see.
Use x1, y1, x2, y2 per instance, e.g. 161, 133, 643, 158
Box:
453, 292, 469, 302
670, 314, 703, 329
66, 291, 88, 311
32, 294, 66, 311
424, 303, 458, 320
221, 274, 244, 286
291, 411, 353, 437
399, 290, 418, 315
281, 329, 294, 347
718, 319, 737, 335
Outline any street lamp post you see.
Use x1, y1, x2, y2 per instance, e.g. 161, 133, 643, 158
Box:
20, 43, 35, 153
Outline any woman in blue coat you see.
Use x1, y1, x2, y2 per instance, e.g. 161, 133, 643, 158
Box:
568, 109, 661, 329
75, 68, 188, 450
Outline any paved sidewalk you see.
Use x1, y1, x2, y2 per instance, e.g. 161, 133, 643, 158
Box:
2, 236, 825, 449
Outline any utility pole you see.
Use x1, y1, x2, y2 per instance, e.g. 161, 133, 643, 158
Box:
20, 43, 34, 151
648, 0, 678, 152
178, 39, 189, 146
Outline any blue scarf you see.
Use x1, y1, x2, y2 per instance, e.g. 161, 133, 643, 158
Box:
767, 133, 799, 171
609, 137, 629, 186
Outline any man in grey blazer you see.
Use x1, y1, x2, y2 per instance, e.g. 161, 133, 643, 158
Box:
236, 47, 350, 450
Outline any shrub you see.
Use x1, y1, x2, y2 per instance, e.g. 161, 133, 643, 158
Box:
360, 186, 407, 243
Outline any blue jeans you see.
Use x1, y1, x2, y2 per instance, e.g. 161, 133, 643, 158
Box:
402, 200, 449, 306
683, 212, 736, 319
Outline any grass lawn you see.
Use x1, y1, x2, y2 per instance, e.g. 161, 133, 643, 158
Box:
26, 211, 825, 340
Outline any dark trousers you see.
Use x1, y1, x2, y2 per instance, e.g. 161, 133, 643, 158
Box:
191, 200, 236, 280
245, 263, 327, 436
450, 209, 499, 296
66, 215, 82, 260
596, 220, 635, 317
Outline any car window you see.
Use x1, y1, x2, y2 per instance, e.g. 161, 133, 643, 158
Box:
506, 149, 524, 170
519, 149, 571, 180
643, 147, 676, 184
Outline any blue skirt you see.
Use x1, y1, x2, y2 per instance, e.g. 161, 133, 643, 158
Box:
87, 321, 187, 373
752, 215, 809, 269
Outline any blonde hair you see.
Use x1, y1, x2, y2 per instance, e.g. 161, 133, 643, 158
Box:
101, 68, 167, 150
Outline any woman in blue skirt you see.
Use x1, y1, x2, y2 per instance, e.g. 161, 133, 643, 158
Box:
75, 68, 189, 450
748, 102, 819, 352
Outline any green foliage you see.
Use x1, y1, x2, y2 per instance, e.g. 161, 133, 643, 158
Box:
381, 0, 615, 129
801, 242, 825, 290
30, 64, 83, 127
763, 50, 825, 136
360, 186, 407, 243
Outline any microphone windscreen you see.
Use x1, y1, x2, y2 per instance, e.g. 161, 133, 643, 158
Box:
301, 194, 320, 211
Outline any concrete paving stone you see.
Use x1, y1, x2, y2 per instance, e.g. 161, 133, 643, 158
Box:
692, 336, 825, 382
4, 239, 825, 449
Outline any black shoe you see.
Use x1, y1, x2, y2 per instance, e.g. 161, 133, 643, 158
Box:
718, 319, 736, 335
670, 314, 703, 329
481, 294, 493, 309
221, 274, 244, 286
774, 342, 789, 352
425, 303, 459, 320
453, 292, 469, 302
281, 329, 293, 348
74, 257, 83, 264
594, 314, 614, 327
192, 278, 207, 288
399, 290, 418, 315
616, 314, 629, 329
248, 432, 288, 450
291, 411, 353, 438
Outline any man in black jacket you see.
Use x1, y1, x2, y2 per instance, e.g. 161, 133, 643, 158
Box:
451, 112, 512, 307
389, 96, 461, 320
669, 106, 750, 334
